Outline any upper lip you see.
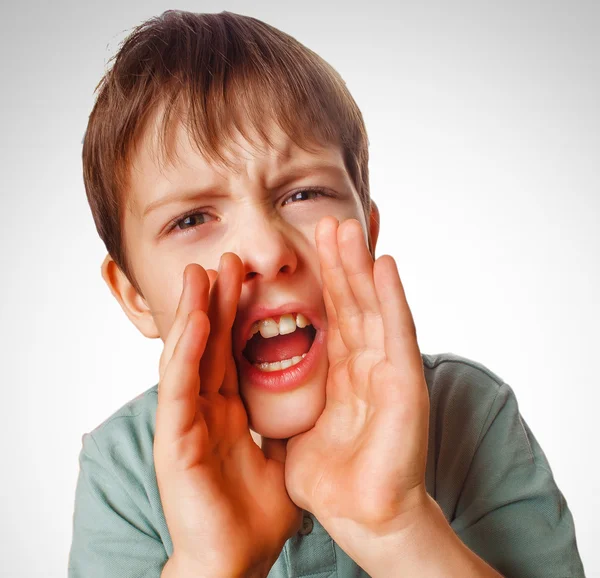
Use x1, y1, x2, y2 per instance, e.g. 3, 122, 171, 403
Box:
233, 301, 323, 359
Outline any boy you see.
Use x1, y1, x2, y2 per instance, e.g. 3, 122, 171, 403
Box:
68, 9, 585, 577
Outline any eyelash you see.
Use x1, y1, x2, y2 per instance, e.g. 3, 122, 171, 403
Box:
166, 186, 333, 235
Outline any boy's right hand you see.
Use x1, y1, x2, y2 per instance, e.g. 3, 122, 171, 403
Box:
154, 253, 302, 578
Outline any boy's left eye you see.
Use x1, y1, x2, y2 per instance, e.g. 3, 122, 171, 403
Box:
282, 187, 330, 205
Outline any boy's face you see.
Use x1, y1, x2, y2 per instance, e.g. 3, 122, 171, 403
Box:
103, 113, 379, 439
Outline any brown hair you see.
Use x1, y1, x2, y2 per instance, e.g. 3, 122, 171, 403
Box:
83, 10, 371, 297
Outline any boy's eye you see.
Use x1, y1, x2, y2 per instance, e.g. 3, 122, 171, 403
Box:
282, 187, 329, 205
170, 211, 216, 233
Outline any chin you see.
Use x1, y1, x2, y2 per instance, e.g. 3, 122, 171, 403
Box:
235, 322, 330, 438
240, 371, 328, 439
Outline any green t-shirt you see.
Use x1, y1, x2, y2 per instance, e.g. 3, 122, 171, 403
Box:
67, 352, 585, 577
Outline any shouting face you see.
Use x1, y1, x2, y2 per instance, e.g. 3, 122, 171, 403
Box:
102, 111, 379, 439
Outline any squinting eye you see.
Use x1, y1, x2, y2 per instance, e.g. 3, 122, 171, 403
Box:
169, 211, 217, 234
283, 187, 330, 205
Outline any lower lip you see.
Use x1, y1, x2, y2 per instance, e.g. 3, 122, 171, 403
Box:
237, 328, 325, 393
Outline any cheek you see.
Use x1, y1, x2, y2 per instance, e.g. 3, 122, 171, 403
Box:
143, 269, 185, 342
297, 203, 364, 242
155, 297, 179, 342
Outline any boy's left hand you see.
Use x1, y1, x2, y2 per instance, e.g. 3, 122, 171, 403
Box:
285, 216, 431, 564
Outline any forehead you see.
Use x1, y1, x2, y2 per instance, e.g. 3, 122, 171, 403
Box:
126, 106, 347, 214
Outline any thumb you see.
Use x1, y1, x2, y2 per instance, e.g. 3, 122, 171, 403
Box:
261, 437, 289, 464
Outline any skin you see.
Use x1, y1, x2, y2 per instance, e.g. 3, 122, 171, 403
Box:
102, 109, 502, 577
102, 110, 380, 439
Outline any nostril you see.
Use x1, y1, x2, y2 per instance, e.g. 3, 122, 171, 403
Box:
244, 265, 292, 281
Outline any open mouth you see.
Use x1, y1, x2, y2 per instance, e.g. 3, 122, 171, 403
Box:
242, 313, 317, 372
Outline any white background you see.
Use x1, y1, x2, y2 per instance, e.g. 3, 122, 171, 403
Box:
0, 1, 597, 576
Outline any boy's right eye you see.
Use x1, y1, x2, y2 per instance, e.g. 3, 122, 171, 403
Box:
168, 210, 218, 234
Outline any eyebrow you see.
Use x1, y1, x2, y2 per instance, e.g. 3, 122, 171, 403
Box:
141, 161, 347, 219
142, 185, 223, 218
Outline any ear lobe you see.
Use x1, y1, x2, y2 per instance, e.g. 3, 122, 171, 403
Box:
101, 254, 160, 339
369, 199, 380, 257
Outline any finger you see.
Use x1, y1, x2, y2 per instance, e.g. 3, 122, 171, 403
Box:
219, 267, 243, 396
158, 264, 213, 383
261, 437, 288, 464
199, 252, 244, 395
205, 268, 218, 288
218, 257, 241, 396
373, 255, 421, 373
323, 283, 348, 365
316, 216, 363, 352
156, 310, 210, 445
220, 342, 239, 396
337, 218, 383, 351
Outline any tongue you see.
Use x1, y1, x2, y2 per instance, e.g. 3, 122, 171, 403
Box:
244, 327, 314, 363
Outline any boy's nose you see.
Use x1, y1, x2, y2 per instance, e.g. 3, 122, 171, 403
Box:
235, 218, 298, 283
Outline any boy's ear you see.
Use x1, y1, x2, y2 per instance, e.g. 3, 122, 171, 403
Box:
369, 199, 380, 256
101, 254, 160, 339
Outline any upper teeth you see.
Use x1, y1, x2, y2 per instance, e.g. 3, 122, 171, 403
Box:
248, 313, 311, 340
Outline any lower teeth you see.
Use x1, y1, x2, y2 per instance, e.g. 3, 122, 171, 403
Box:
253, 353, 307, 372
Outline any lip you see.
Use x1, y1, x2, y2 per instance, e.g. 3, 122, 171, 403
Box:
236, 326, 326, 393
232, 301, 326, 394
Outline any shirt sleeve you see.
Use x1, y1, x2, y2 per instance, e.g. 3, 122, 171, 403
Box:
68, 432, 169, 578
450, 381, 586, 578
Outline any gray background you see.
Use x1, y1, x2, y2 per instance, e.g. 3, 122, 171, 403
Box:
0, 0, 598, 576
